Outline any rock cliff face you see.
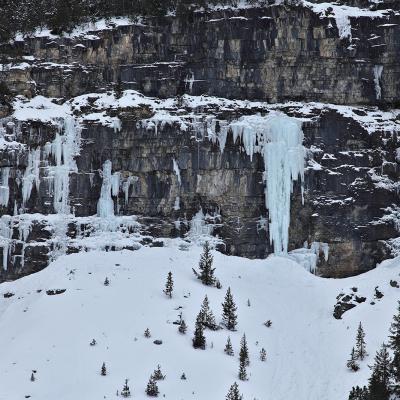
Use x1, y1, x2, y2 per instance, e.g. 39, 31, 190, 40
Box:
1, 2, 400, 281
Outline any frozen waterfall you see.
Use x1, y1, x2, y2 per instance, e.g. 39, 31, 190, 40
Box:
97, 160, 115, 218
210, 112, 305, 254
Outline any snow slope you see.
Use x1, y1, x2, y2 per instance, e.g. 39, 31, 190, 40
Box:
0, 241, 399, 400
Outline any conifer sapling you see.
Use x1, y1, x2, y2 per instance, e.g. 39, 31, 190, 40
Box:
224, 337, 234, 356
347, 348, 359, 372
121, 379, 131, 398
178, 319, 187, 334
152, 364, 165, 380
144, 328, 151, 338
260, 348, 267, 362
101, 362, 107, 376
163, 271, 173, 298
146, 376, 159, 397
355, 322, 367, 360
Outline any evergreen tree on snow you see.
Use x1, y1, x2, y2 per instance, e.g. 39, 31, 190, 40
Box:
152, 365, 165, 380
389, 301, 400, 350
348, 386, 368, 400
226, 382, 243, 400
104, 277, 110, 286
224, 337, 234, 356
368, 343, 391, 400
239, 334, 250, 366
192, 312, 206, 349
178, 319, 187, 334
389, 301, 400, 395
181, 372, 187, 380
193, 241, 216, 286
121, 379, 131, 398
347, 347, 360, 372
199, 295, 218, 330
101, 362, 107, 376
146, 376, 159, 397
222, 287, 238, 331
355, 322, 367, 360
238, 358, 247, 381
163, 271, 173, 298
260, 348, 267, 362
30, 372, 35, 382
144, 328, 151, 338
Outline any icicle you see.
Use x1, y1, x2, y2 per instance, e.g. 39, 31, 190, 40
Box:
111, 172, 120, 197
374, 65, 383, 100
174, 196, 180, 211
172, 158, 181, 185
122, 176, 136, 205
0, 167, 10, 207
22, 148, 41, 207
0, 215, 12, 270
97, 160, 115, 218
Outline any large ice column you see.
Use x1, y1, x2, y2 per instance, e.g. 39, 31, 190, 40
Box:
211, 112, 305, 254
22, 149, 41, 207
263, 115, 305, 254
374, 65, 384, 100
48, 116, 81, 214
0, 167, 10, 207
97, 160, 115, 218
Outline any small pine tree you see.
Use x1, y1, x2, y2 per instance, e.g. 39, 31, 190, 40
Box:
30, 372, 35, 382
389, 301, 400, 395
355, 322, 367, 360
101, 362, 107, 376
90, 338, 97, 346
152, 365, 165, 380
194, 241, 216, 286
104, 277, 110, 286
260, 348, 267, 362
247, 299, 251, 307
368, 343, 391, 400
222, 287, 238, 331
192, 312, 206, 349
238, 359, 247, 381
389, 301, 400, 350
144, 328, 151, 338
348, 385, 369, 400
146, 376, 159, 397
239, 334, 250, 366
181, 372, 187, 380
121, 379, 131, 398
178, 319, 187, 334
347, 347, 360, 372
163, 271, 173, 298
226, 382, 243, 400
199, 295, 218, 330
224, 337, 234, 356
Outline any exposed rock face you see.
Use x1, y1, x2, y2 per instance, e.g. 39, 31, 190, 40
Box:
1, 3, 400, 281
2, 5, 400, 105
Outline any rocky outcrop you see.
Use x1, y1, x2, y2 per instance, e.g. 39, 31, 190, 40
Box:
1, 4, 400, 105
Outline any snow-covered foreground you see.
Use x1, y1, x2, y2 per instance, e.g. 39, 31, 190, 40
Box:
0, 241, 399, 400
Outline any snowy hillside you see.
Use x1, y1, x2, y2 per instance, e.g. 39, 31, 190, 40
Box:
1, 240, 399, 400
